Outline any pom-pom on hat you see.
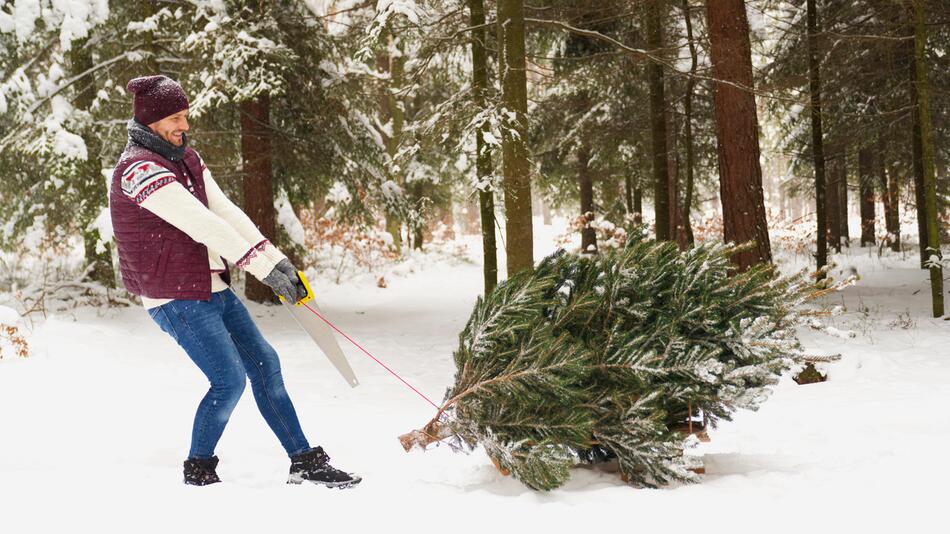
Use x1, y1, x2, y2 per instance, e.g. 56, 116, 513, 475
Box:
126, 75, 189, 125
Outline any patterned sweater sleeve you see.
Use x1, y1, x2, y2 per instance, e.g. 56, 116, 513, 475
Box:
199, 156, 289, 266
120, 160, 279, 281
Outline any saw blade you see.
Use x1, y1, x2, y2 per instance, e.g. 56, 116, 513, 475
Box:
281, 299, 360, 388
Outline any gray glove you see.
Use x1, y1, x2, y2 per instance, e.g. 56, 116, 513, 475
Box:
262, 258, 307, 302
275, 257, 299, 279
263, 266, 307, 302
275, 258, 308, 300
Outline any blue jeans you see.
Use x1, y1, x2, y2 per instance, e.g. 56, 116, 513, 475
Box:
148, 289, 311, 459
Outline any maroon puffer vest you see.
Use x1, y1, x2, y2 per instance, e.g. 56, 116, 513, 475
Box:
110, 144, 231, 300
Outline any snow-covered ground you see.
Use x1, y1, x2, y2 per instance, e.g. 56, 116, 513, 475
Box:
1, 219, 947, 533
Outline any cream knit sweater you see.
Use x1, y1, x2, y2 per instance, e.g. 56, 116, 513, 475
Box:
119, 154, 287, 309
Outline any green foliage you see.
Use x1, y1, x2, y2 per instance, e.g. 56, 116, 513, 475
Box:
0, 1, 390, 260
760, 0, 950, 199
436, 229, 815, 490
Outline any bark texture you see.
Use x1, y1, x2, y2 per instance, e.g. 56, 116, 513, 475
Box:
240, 95, 277, 304
706, 0, 772, 270
469, 0, 498, 293
858, 148, 876, 246
498, 0, 534, 275
826, 153, 841, 253
806, 0, 827, 277
578, 144, 597, 253
646, 1, 670, 241
912, 0, 944, 317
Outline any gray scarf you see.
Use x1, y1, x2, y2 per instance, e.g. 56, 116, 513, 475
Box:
126, 118, 188, 161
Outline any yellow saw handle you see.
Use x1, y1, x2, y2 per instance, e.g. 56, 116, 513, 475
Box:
278, 270, 315, 306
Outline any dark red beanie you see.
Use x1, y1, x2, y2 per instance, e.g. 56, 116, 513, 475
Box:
126, 75, 189, 125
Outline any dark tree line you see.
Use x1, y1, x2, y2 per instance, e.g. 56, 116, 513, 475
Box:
0, 0, 945, 315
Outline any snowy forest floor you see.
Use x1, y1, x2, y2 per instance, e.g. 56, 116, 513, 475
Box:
1, 219, 948, 533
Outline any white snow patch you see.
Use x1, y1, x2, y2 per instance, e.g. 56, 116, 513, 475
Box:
275, 189, 307, 247
326, 181, 352, 204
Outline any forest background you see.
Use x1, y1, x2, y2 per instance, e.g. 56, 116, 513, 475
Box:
0, 0, 946, 315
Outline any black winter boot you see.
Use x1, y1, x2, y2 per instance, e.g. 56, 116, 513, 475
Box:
288, 446, 362, 489
183, 456, 221, 486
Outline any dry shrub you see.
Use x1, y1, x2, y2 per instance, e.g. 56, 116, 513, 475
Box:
690, 212, 725, 244
555, 213, 631, 251
297, 208, 399, 279
692, 210, 815, 259
0, 324, 29, 359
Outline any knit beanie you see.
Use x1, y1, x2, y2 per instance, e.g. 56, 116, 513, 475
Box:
126, 75, 189, 125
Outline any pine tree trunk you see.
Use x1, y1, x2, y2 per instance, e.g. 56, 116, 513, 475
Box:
826, 154, 841, 253
667, 107, 684, 249
886, 158, 901, 252
624, 171, 634, 215
912, 0, 944, 317
410, 182, 424, 250
806, 0, 828, 278
391, 40, 408, 250
470, 0, 498, 294
599, 173, 623, 222
705, 0, 772, 270
909, 35, 929, 268
578, 145, 596, 254
646, 1, 670, 241
876, 135, 894, 250
681, 0, 697, 247
69, 38, 115, 287
839, 151, 849, 246
378, 34, 404, 250
498, 0, 534, 275
858, 148, 876, 246
404, 32, 423, 251
633, 186, 643, 224
240, 95, 277, 304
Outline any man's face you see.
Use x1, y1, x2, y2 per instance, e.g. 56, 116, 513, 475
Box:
148, 109, 189, 146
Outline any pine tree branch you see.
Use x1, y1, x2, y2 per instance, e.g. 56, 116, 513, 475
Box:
524, 17, 805, 104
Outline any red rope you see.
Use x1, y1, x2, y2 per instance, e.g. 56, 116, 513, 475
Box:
299, 302, 442, 411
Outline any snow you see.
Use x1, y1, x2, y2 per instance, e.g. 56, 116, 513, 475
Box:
90, 206, 113, 254
380, 179, 403, 200
0, 219, 948, 532
326, 181, 353, 204
0, 304, 19, 325
51, 127, 86, 159
0, 0, 108, 48
51, 0, 109, 50
371, 0, 423, 33
275, 190, 307, 248
481, 130, 500, 146
20, 213, 47, 250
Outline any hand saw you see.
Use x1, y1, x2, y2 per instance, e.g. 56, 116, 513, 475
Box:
279, 271, 360, 388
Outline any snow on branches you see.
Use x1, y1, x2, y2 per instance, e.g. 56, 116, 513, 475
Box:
400, 230, 830, 491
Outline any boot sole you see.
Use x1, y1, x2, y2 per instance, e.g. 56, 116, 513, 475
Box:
183, 479, 221, 486
287, 473, 362, 489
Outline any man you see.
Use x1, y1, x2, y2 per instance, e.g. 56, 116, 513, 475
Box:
109, 75, 361, 489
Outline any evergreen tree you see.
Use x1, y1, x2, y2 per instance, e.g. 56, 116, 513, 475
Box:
911, 0, 944, 317
401, 227, 824, 490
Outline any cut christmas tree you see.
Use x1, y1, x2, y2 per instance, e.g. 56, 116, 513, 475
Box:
400, 229, 839, 490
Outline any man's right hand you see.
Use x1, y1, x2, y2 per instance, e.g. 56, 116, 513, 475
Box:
263, 266, 308, 303
274, 258, 308, 300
